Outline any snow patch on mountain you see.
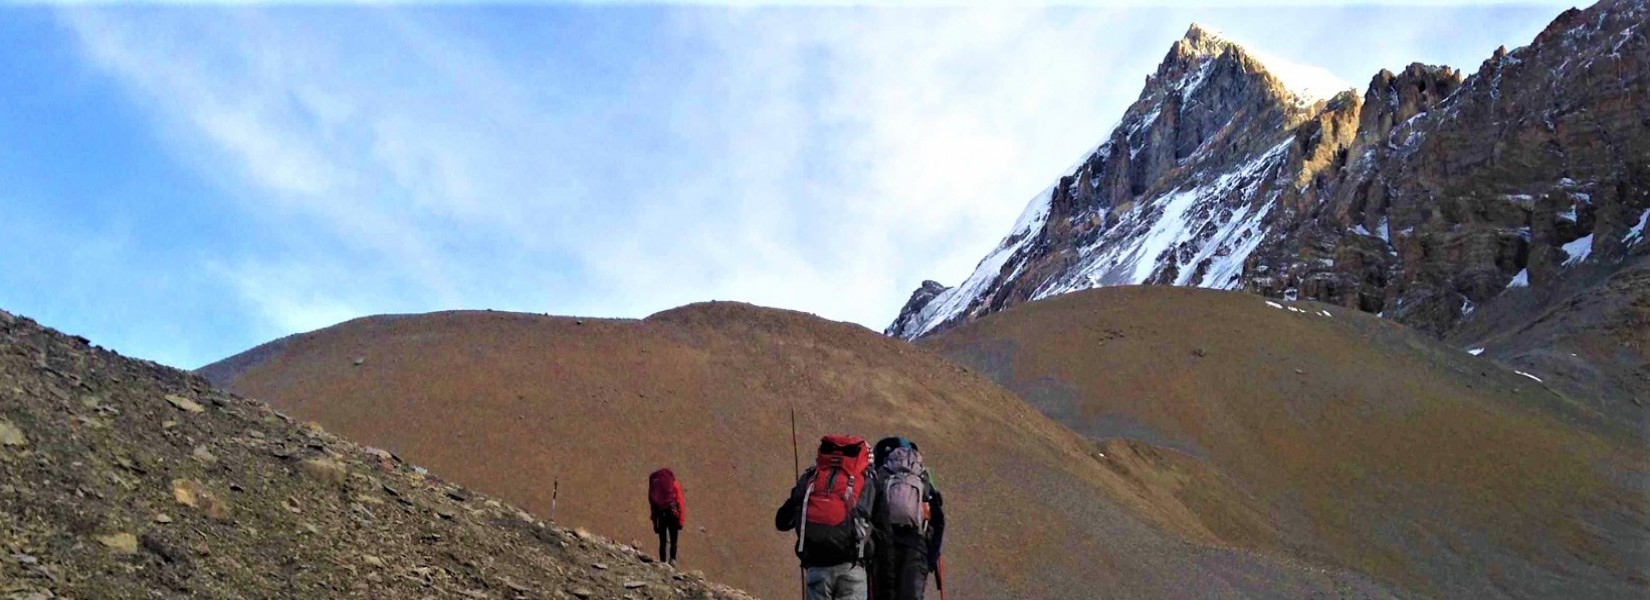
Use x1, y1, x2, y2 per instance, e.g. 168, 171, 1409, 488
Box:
1038, 138, 1291, 298
895, 125, 1294, 339
1562, 234, 1594, 266
1626, 209, 1649, 246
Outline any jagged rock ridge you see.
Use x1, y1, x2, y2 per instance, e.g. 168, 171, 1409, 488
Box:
890, 0, 1649, 342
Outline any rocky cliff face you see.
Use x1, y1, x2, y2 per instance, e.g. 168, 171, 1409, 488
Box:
891, 0, 1649, 344
1250, 0, 1650, 335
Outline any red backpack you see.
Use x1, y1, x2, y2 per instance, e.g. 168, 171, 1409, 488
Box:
649, 468, 681, 523
797, 435, 873, 563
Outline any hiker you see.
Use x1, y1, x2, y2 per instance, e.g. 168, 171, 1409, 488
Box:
775, 435, 877, 600
871, 437, 947, 600
649, 467, 686, 565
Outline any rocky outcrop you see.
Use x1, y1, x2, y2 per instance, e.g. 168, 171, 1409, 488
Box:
1355, 64, 1462, 149
886, 280, 951, 339
892, 0, 1649, 343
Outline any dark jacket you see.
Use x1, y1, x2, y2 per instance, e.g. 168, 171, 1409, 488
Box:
775, 467, 878, 568
872, 471, 946, 568
870, 438, 946, 568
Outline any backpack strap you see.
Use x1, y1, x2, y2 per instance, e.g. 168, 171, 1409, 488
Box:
796, 479, 813, 556
854, 470, 873, 563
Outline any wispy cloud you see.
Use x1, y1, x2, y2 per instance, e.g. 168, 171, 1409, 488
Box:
46, 4, 1564, 365
62, 8, 587, 331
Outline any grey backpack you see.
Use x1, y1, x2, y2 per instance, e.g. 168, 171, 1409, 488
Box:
883, 447, 928, 531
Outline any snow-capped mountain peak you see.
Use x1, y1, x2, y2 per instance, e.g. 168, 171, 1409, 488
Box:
1177, 22, 1234, 56
890, 0, 1648, 341
887, 23, 1328, 339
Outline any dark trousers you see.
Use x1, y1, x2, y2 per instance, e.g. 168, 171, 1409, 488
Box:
656, 525, 679, 564
874, 529, 928, 600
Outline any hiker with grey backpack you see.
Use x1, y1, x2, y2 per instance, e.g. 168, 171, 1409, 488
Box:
871, 437, 947, 600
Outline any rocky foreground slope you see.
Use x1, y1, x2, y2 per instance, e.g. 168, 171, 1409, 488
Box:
0, 307, 755, 600
891, 0, 1648, 352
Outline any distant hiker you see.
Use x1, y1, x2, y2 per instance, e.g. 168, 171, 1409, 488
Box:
775, 435, 877, 600
871, 437, 947, 600
649, 467, 686, 565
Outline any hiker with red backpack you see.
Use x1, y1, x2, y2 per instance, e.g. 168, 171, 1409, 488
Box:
871, 437, 947, 600
775, 435, 877, 600
648, 468, 686, 565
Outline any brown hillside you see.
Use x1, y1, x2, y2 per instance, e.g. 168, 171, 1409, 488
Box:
206, 302, 1395, 599
0, 308, 757, 599
922, 286, 1650, 599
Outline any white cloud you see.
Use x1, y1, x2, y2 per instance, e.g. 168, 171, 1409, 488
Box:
57, 5, 1565, 347
597, 7, 1211, 326
213, 260, 364, 337
62, 8, 577, 330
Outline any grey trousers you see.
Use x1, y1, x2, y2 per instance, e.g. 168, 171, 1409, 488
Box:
805, 563, 868, 600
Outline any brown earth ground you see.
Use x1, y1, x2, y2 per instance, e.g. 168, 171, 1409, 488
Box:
204, 301, 1396, 599
0, 308, 758, 600
921, 286, 1650, 599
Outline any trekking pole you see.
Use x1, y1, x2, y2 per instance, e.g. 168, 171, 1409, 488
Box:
790, 407, 800, 478
936, 557, 947, 600
790, 406, 804, 600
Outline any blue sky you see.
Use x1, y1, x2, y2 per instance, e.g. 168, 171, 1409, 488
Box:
0, 2, 1570, 368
